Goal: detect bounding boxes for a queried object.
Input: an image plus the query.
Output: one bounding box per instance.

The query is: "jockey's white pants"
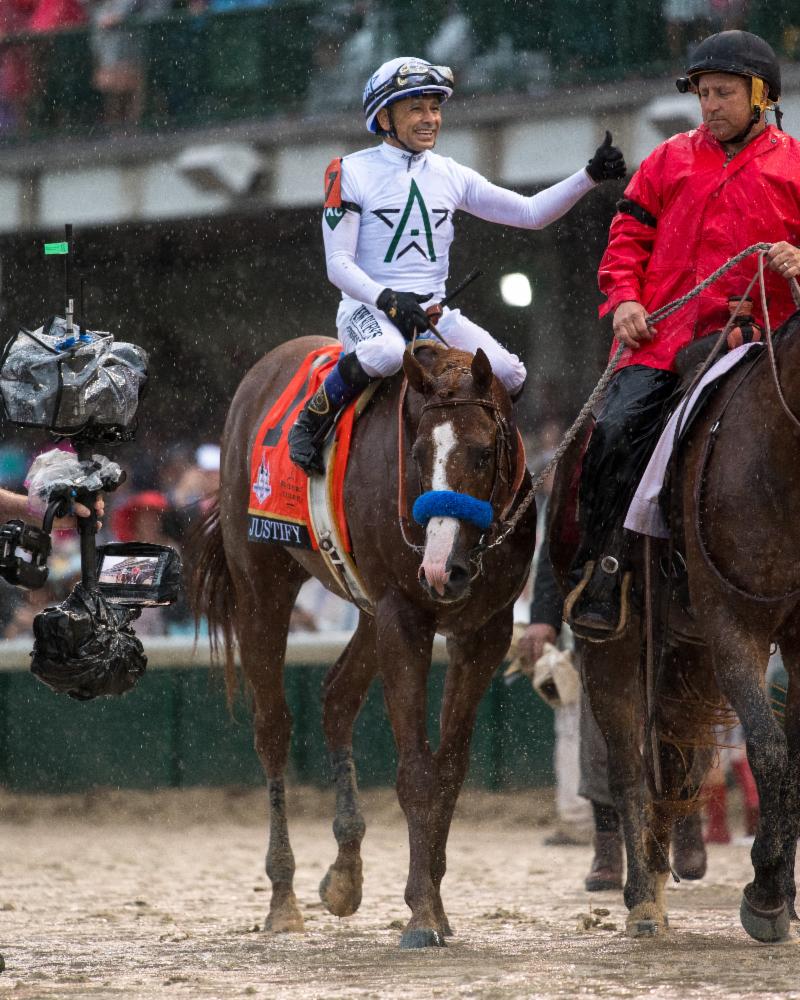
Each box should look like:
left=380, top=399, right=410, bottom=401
left=336, top=302, right=527, bottom=395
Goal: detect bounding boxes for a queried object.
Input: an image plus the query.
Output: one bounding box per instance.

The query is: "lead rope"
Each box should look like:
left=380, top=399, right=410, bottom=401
left=478, top=242, right=783, bottom=556
left=758, top=252, right=800, bottom=434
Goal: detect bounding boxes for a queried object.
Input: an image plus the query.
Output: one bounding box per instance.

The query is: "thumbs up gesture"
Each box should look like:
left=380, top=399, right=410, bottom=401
left=586, top=130, right=627, bottom=182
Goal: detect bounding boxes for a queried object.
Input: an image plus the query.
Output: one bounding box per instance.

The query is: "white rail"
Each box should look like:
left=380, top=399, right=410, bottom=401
left=0, top=632, right=450, bottom=672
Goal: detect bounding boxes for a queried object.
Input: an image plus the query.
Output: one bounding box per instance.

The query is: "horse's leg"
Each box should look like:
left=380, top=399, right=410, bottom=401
left=374, top=595, right=439, bottom=948
left=710, top=614, right=790, bottom=942
left=319, top=612, right=377, bottom=917
left=234, top=549, right=308, bottom=934
left=644, top=647, right=717, bottom=928
left=582, top=636, right=662, bottom=935
left=427, top=606, right=514, bottom=938
left=774, top=620, right=800, bottom=922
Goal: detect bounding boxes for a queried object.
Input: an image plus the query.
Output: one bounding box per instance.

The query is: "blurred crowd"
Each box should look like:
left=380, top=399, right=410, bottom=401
left=0, top=0, right=773, bottom=137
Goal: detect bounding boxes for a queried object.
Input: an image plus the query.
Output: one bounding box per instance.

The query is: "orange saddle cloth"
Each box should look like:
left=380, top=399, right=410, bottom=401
left=247, top=345, right=356, bottom=551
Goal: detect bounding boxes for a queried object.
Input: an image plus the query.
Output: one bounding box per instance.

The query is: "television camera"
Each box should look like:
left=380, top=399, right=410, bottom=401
left=0, top=227, right=181, bottom=700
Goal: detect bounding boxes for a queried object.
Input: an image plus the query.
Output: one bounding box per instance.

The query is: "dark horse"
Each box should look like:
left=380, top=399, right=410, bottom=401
left=551, top=316, right=800, bottom=942
left=190, top=335, right=536, bottom=947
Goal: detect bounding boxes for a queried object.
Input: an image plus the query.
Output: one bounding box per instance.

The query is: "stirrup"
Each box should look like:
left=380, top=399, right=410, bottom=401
left=563, top=560, right=632, bottom=643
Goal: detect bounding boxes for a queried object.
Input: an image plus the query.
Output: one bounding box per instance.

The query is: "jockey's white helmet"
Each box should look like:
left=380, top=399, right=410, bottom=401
left=363, top=57, right=454, bottom=134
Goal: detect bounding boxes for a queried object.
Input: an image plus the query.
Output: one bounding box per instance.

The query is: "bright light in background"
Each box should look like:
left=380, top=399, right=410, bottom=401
left=499, top=272, right=532, bottom=307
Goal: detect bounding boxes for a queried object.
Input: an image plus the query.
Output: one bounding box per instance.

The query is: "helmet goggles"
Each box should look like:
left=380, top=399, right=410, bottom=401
left=364, top=59, right=454, bottom=133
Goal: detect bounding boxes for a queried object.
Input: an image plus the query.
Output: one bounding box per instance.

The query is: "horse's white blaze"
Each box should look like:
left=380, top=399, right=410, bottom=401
left=422, top=422, right=460, bottom=596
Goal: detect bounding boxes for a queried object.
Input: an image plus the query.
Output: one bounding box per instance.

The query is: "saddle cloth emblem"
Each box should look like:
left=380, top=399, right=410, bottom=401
left=252, top=454, right=272, bottom=504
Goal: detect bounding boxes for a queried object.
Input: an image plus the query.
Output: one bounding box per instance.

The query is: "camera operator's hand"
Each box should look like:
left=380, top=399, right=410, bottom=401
left=54, top=496, right=104, bottom=531
left=0, top=488, right=31, bottom=523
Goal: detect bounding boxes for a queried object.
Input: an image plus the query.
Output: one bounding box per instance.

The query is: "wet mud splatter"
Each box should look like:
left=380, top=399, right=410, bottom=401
left=0, top=788, right=798, bottom=1000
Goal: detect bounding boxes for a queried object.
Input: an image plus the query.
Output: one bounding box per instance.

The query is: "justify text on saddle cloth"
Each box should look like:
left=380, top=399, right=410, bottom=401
left=625, top=342, right=760, bottom=539
left=323, top=141, right=597, bottom=390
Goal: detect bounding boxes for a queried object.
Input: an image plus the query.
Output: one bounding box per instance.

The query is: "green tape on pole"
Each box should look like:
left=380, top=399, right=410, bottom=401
left=44, top=242, right=69, bottom=255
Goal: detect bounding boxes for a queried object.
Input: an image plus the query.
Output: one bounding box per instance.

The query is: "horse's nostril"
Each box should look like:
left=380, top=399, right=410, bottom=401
left=448, top=564, right=469, bottom=586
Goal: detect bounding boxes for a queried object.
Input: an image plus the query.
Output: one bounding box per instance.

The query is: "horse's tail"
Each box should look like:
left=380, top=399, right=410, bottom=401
left=186, top=496, right=239, bottom=704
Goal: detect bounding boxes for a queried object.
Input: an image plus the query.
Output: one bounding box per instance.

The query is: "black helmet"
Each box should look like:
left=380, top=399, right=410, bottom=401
left=679, top=30, right=780, bottom=100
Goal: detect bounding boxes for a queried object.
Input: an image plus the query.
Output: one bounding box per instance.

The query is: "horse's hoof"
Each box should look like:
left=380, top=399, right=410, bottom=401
left=319, top=866, right=362, bottom=918
left=626, top=902, right=667, bottom=938
left=400, top=927, right=446, bottom=949
left=740, top=893, right=790, bottom=943
left=265, top=896, right=305, bottom=934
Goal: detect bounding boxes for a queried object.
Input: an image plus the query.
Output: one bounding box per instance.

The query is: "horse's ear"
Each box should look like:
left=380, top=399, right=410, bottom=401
left=403, top=349, right=434, bottom=395
left=471, top=348, right=493, bottom=396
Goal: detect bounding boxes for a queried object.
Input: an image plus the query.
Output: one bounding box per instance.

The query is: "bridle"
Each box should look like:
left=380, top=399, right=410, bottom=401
left=397, top=376, right=526, bottom=578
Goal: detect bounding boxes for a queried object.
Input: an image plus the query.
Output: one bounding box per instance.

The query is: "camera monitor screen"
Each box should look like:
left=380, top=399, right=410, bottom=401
left=96, top=542, right=181, bottom=606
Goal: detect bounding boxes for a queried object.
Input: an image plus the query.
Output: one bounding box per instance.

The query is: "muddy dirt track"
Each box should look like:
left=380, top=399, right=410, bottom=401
left=0, top=787, right=798, bottom=1000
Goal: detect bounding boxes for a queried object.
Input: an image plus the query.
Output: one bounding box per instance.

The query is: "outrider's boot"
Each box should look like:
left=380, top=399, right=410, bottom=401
left=672, top=813, right=707, bottom=881
left=564, top=520, right=633, bottom=640
left=288, top=353, right=373, bottom=475
left=585, top=830, right=623, bottom=892
left=567, top=556, right=625, bottom=636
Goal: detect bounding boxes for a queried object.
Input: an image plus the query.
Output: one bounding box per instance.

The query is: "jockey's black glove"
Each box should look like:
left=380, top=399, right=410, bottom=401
left=377, top=288, right=433, bottom=340
left=586, top=131, right=627, bottom=182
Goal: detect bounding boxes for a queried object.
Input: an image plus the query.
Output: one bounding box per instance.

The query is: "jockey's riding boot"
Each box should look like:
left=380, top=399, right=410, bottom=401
left=585, top=830, right=624, bottom=892
left=671, top=813, right=707, bottom=881
left=288, top=352, right=373, bottom=476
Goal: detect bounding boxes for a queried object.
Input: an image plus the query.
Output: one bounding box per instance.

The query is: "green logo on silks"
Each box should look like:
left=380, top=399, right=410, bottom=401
left=324, top=206, right=345, bottom=231
left=384, top=180, right=436, bottom=263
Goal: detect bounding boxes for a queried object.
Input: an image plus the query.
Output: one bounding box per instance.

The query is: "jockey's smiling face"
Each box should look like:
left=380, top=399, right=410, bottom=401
left=378, top=95, right=442, bottom=153
left=696, top=71, right=765, bottom=146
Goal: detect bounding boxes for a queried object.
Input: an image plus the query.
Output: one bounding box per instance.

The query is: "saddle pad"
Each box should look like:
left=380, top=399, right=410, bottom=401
left=247, top=344, right=355, bottom=551
left=625, top=342, right=760, bottom=539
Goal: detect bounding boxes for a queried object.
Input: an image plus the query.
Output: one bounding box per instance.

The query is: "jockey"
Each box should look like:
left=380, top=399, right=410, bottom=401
left=565, top=30, right=800, bottom=638
left=288, top=56, right=626, bottom=475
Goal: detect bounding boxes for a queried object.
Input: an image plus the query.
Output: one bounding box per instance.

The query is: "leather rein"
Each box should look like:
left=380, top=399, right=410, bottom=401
left=396, top=376, right=527, bottom=568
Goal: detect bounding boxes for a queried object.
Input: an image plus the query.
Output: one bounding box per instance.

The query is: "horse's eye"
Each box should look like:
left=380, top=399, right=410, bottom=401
left=475, top=447, right=493, bottom=468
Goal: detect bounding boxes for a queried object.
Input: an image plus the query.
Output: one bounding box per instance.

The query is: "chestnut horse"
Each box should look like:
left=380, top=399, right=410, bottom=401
left=190, top=335, right=535, bottom=948
left=551, top=314, right=800, bottom=942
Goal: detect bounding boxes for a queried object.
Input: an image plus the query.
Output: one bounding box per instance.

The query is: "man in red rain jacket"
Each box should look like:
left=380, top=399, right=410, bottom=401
left=567, top=30, right=800, bottom=639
